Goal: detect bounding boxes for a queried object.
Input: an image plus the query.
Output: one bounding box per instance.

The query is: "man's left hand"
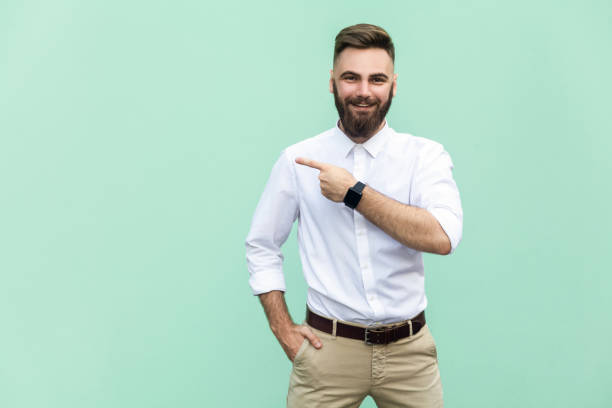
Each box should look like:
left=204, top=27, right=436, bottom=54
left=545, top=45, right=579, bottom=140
left=295, top=157, right=357, bottom=202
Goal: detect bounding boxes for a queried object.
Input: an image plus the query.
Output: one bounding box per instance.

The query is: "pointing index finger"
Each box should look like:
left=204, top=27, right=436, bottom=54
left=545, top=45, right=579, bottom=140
left=295, top=157, right=326, bottom=170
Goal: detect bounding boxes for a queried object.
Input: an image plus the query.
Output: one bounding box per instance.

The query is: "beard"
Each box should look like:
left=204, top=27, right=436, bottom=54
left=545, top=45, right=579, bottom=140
left=333, top=80, right=393, bottom=140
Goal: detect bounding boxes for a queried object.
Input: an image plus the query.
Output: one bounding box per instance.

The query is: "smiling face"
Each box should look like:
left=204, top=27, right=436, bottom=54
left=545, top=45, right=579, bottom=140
left=330, top=47, right=397, bottom=141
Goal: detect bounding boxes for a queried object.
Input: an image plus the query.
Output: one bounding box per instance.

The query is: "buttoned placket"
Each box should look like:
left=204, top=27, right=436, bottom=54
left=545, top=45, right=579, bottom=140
left=352, top=144, right=383, bottom=322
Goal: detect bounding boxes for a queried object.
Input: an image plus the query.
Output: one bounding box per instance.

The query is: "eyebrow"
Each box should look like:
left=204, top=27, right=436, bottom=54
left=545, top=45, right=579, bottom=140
left=340, top=71, right=389, bottom=80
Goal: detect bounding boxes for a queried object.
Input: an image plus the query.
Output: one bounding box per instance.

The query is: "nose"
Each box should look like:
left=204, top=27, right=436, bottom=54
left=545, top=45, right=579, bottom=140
left=356, top=79, right=372, bottom=99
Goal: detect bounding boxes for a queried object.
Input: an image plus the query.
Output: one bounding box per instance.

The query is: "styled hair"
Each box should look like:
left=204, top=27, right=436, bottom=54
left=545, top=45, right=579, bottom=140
left=334, top=24, right=395, bottom=64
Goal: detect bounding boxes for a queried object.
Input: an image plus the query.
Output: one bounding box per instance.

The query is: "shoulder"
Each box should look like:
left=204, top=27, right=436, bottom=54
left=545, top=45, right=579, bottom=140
left=387, top=129, right=446, bottom=159
left=282, top=127, right=336, bottom=159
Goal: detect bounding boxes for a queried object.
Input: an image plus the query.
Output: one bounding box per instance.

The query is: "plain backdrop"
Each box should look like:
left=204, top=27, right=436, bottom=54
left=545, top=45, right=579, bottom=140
left=1, top=1, right=611, bottom=407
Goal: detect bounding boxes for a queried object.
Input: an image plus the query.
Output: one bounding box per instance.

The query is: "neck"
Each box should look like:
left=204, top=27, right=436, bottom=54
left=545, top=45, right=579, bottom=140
left=338, top=119, right=387, bottom=144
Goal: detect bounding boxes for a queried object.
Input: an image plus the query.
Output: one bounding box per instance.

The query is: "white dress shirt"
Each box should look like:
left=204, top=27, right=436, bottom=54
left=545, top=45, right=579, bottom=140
left=245, top=121, right=463, bottom=326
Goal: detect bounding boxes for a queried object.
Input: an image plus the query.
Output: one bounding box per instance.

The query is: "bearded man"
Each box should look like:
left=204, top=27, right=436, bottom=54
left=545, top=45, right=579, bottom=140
left=245, top=23, right=463, bottom=408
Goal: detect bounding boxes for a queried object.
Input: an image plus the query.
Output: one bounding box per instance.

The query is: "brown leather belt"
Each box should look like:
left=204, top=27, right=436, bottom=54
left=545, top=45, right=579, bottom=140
left=306, top=308, right=426, bottom=345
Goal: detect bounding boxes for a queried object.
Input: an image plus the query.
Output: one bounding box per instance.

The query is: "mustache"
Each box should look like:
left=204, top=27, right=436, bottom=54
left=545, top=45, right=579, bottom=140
left=346, top=97, right=379, bottom=106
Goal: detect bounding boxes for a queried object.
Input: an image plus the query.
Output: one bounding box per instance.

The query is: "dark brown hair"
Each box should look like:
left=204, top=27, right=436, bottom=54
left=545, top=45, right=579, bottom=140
left=334, top=24, right=395, bottom=64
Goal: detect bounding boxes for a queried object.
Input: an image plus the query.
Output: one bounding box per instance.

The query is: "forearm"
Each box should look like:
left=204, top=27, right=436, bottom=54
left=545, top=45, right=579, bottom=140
left=356, top=185, right=451, bottom=255
left=258, top=290, right=295, bottom=337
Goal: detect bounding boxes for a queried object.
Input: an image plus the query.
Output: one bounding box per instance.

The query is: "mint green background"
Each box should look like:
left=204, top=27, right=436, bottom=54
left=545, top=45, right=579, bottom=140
left=1, top=1, right=611, bottom=407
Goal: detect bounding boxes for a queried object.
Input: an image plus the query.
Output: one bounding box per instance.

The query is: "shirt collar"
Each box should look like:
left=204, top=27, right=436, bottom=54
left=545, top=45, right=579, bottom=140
left=333, top=119, right=391, bottom=158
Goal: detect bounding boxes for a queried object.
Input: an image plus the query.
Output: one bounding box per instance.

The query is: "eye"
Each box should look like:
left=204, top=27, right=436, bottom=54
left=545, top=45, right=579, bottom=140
left=371, top=77, right=386, bottom=83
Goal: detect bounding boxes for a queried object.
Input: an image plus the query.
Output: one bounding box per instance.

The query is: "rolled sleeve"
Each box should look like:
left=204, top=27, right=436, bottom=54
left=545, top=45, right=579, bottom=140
left=245, top=150, right=299, bottom=294
left=412, top=143, right=463, bottom=254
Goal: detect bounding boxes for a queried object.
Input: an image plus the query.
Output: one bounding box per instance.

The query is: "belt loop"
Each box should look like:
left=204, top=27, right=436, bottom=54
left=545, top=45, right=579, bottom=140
left=408, top=319, right=413, bottom=337
left=332, top=319, right=338, bottom=338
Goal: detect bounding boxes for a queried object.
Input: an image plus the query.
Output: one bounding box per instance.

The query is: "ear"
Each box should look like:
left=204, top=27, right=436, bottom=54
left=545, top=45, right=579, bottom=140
left=329, top=69, right=334, bottom=94
left=392, top=73, right=398, bottom=97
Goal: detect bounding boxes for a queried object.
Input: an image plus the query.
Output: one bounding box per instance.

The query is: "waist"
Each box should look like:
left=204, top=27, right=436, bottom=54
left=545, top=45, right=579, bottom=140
left=306, top=306, right=426, bottom=345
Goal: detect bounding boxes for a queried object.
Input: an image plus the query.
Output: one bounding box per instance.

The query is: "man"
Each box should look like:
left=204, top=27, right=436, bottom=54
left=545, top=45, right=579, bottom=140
left=245, top=23, right=463, bottom=407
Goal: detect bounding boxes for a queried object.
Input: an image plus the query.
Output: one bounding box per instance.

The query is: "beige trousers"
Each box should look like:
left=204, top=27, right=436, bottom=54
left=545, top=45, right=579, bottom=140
left=287, top=319, right=443, bottom=408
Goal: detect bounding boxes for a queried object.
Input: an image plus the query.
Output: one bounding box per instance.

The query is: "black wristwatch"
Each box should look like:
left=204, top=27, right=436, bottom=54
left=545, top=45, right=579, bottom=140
left=343, top=181, right=366, bottom=209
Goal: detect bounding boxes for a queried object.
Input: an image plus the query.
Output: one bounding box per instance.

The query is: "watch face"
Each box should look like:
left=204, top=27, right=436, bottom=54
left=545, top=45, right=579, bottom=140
left=344, top=188, right=361, bottom=208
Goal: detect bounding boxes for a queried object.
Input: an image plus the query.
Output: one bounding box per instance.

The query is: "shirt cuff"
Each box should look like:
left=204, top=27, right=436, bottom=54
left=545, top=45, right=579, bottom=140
left=427, top=206, right=463, bottom=254
left=249, top=269, right=287, bottom=295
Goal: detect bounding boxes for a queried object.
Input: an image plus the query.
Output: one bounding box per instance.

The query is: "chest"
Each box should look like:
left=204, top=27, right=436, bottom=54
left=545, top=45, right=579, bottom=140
left=296, top=150, right=419, bottom=209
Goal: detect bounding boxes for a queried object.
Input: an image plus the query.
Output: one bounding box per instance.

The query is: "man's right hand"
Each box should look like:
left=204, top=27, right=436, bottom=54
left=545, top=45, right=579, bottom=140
left=257, top=290, right=323, bottom=362
left=278, top=323, right=323, bottom=362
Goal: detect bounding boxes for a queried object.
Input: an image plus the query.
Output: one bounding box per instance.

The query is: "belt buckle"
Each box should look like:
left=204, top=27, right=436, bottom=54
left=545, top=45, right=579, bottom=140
left=364, top=325, right=385, bottom=345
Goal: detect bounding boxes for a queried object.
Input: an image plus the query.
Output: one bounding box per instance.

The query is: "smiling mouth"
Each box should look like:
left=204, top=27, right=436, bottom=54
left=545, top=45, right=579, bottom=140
left=351, top=103, right=375, bottom=109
